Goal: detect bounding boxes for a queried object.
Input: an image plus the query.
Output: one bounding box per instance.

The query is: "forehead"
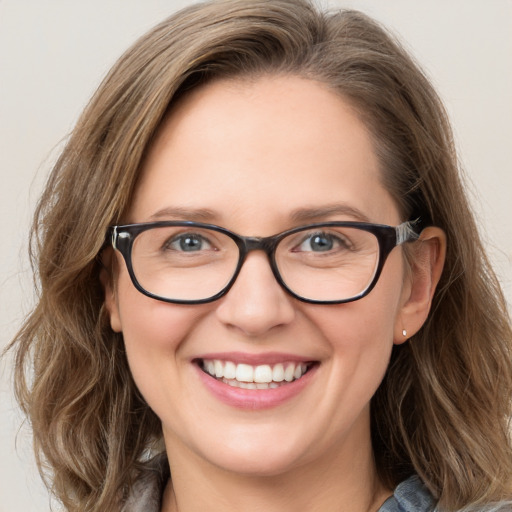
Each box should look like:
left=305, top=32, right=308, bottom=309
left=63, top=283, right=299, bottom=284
left=130, top=75, right=400, bottom=230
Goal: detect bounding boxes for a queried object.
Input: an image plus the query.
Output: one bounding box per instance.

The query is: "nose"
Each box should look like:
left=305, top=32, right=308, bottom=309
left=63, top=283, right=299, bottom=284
left=215, top=252, right=296, bottom=337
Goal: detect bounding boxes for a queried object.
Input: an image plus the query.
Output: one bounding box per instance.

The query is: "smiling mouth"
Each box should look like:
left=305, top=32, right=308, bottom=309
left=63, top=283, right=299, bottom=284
left=197, top=359, right=315, bottom=390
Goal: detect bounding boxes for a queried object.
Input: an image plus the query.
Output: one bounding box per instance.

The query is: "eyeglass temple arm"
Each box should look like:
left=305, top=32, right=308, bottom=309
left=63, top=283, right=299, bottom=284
left=396, top=219, right=422, bottom=245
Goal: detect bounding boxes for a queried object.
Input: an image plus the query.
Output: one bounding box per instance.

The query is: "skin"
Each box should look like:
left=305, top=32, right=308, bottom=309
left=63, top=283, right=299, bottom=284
left=104, top=75, right=445, bottom=512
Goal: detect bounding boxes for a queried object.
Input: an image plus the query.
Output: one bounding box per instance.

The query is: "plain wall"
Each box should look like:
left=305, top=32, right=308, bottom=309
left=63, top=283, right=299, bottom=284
left=1, top=1, right=511, bottom=510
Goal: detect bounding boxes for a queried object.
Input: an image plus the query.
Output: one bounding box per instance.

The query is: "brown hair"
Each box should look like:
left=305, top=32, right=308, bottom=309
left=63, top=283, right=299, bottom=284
left=9, top=1, right=512, bottom=510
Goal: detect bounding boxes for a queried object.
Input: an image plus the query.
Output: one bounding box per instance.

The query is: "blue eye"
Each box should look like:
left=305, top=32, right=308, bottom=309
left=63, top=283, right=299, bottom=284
left=308, top=234, right=334, bottom=251
left=167, top=233, right=212, bottom=252
left=296, top=232, right=349, bottom=252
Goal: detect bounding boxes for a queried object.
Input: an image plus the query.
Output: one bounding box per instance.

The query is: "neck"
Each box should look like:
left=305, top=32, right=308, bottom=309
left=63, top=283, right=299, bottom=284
left=161, top=426, right=391, bottom=512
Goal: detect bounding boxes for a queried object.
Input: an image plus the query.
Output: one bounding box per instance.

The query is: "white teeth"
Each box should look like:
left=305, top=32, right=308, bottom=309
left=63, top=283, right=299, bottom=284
left=202, top=359, right=310, bottom=387
left=254, top=365, right=272, bottom=383
left=284, top=364, right=295, bottom=382
left=272, top=363, right=285, bottom=382
left=221, top=378, right=286, bottom=390
left=235, top=364, right=254, bottom=382
left=205, top=360, right=215, bottom=375
left=214, top=360, right=224, bottom=378
left=224, top=361, right=236, bottom=380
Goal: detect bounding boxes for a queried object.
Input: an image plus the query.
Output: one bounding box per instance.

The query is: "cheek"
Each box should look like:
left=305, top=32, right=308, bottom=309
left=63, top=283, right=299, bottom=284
left=312, top=298, right=396, bottom=377
left=113, top=268, right=205, bottom=405
left=312, top=276, right=402, bottom=352
left=308, top=258, right=405, bottom=397
left=116, top=274, right=184, bottom=348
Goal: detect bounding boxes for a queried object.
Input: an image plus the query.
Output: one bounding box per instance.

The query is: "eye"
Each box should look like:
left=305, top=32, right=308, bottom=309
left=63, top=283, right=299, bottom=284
left=165, top=233, right=213, bottom=252
left=295, top=231, right=350, bottom=252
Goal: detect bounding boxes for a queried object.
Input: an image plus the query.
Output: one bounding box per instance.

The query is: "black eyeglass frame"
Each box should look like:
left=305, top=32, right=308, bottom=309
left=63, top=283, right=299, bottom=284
left=107, top=220, right=421, bottom=305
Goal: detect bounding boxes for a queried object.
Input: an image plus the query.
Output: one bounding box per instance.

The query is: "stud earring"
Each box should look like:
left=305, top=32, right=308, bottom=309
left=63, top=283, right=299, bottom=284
left=402, top=329, right=407, bottom=337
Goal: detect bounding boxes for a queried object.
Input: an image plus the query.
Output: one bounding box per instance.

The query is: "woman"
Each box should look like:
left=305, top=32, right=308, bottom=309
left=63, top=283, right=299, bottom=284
left=10, top=0, right=512, bottom=511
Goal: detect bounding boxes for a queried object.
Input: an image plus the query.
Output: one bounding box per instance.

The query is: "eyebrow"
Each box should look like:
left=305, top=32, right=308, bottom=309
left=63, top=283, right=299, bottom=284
left=147, top=207, right=219, bottom=222
left=289, top=204, right=371, bottom=223
left=146, top=203, right=371, bottom=224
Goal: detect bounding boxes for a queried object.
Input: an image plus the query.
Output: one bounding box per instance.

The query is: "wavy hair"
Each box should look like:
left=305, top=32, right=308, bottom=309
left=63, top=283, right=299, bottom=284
left=9, top=0, right=512, bottom=510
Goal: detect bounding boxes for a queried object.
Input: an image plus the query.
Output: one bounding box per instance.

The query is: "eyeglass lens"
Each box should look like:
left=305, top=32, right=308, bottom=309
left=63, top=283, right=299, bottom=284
left=129, top=225, right=380, bottom=302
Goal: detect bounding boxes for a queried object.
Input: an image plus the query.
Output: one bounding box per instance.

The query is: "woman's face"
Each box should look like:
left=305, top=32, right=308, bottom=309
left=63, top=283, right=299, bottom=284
left=106, top=76, right=415, bottom=477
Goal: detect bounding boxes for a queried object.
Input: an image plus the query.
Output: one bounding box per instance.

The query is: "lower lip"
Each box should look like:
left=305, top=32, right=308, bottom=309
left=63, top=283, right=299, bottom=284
left=195, top=364, right=318, bottom=410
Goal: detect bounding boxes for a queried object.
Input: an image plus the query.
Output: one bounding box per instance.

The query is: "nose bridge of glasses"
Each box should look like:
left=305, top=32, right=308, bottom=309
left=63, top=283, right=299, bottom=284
left=241, top=236, right=277, bottom=258
left=233, top=235, right=284, bottom=294
left=236, top=235, right=279, bottom=278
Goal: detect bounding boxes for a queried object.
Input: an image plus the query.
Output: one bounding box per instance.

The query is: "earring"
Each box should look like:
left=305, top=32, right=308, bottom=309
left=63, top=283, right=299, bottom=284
left=402, top=329, right=407, bottom=337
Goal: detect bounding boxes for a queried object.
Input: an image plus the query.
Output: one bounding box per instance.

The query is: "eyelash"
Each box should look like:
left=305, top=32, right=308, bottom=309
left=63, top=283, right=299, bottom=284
left=164, top=233, right=214, bottom=252
left=294, top=231, right=352, bottom=252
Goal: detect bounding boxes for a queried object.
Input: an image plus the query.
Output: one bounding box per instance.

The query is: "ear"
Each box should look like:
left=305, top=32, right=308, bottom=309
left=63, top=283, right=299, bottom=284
left=99, top=249, right=123, bottom=333
left=394, top=227, right=446, bottom=344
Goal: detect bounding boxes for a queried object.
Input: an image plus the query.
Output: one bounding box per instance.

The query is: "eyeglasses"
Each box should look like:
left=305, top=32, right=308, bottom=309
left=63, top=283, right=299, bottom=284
left=107, top=220, right=420, bottom=305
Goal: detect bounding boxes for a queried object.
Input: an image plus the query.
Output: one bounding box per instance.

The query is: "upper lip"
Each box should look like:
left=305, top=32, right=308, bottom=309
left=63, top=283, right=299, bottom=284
left=193, top=351, right=316, bottom=365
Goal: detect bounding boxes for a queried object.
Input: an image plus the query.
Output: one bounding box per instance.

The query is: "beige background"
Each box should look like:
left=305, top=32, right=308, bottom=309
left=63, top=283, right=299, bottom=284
left=1, top=1, right=511, bottom=510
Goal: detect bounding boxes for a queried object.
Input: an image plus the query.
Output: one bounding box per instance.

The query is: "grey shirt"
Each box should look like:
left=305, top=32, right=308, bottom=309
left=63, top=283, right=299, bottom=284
left=379, top=475, right=435, bottom=511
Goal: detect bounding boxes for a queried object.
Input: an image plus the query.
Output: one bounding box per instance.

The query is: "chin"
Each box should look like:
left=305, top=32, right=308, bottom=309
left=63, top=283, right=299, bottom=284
left=205, top=446, right=308, bottom=477
left=178, top=424, right=315, bottom=477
